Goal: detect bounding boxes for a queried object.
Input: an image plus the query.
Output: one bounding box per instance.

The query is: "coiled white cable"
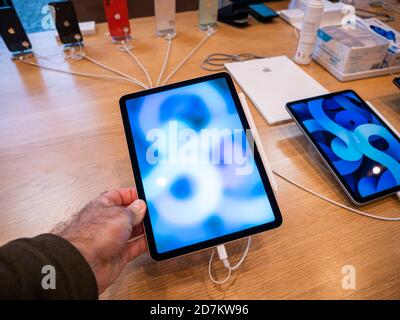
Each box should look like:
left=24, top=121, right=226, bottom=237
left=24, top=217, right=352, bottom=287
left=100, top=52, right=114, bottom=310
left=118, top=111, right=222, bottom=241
left=156, top=35, right=173, bottom=87
left=208, top=237, right=252, bottom=284
left=162, top=28, right=215, bottom=86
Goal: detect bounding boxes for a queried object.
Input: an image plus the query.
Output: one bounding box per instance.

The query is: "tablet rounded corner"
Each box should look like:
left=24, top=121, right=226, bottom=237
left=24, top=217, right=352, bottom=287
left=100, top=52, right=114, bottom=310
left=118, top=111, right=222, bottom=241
left=148, top=249, right=164, bottom=262
left=275, top=214, right=283, bottom=228
left=119, top=95, right=128, bottom=109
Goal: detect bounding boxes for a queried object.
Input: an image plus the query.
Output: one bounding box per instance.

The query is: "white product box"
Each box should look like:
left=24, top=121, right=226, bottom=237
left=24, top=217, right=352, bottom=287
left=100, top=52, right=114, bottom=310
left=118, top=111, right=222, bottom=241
left=279, top=0, right=344, bottom=29
left=78, top=21, right=96, bottom=36
left=313, top=25, right=389, bottom=74
left=358, top=18, right=400, bottom=68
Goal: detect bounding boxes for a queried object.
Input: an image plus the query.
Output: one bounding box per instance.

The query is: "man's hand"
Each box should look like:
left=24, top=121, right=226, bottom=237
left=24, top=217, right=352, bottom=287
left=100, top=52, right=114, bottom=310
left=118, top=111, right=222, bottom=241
left=52, top=188, right=147, bottom=294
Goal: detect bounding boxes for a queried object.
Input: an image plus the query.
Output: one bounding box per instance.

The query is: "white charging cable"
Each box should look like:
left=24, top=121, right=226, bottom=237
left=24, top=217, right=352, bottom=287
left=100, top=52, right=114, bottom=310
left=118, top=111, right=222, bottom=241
left=156, top=34, right=173, bottom=87
left=18, top=46, right=149, bottom=89
left=119, top=41, right=153, bottom=88
left=208, top=237, right=252, bottom=284
left=18, top=58, right=147, bottom=86
left=78, top=52, right=149, bottom=89
left=161, top=27, right=215, bottom=86
left=273, top=169, right=400, bottom=221
left=20, top=27, right=214, bottom=89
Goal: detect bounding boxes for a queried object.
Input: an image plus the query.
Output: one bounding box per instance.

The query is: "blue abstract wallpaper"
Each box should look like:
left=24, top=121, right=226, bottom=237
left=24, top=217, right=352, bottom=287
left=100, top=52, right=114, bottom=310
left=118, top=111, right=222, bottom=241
left=126, top=78, right=275, bottom=253
left=291, top=91, right=400, bottom=199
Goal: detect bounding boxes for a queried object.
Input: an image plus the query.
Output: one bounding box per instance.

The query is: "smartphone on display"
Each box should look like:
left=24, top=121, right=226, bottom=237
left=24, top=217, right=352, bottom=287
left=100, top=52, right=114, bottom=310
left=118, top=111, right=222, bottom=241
left=248, top=3, right=278, bottom=22
left=393, top=77, right=400, bottom=89
left=48, top=1, right=83, bottom=45
left=103, top=0, right=131, bottom=41
left=0, top=6, right=32, bottom=53
left=199, top=0, right=218, bottom=30
left=154, top=0, right=176, bottom=38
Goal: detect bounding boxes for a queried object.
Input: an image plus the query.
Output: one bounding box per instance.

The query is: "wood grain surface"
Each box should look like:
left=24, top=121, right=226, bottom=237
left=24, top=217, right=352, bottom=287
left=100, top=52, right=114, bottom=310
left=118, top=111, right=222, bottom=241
left=0, top=1, right=399, bottom=299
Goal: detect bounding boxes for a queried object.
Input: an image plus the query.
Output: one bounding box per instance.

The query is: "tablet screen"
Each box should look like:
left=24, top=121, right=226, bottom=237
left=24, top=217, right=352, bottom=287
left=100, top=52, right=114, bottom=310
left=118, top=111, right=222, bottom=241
left=123, top=76, right=279, bottom=256
left=287, top=90, right=400, bottom=202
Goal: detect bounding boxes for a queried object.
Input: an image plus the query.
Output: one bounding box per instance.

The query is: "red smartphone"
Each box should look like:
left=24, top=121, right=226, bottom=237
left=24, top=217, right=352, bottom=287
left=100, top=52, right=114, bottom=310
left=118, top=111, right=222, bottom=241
left=103, top=0, right=131, bottom=40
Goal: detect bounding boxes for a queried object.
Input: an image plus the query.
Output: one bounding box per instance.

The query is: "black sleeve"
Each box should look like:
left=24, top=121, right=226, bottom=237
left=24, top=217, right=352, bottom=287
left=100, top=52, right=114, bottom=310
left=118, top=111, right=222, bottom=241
left=0, top=234, right=98, bottom=300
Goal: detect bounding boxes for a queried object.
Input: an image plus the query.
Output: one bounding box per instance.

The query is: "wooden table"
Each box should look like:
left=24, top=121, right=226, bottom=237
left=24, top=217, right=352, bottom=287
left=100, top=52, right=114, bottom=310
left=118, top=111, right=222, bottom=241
left=1, top=1, right=399, bottom=299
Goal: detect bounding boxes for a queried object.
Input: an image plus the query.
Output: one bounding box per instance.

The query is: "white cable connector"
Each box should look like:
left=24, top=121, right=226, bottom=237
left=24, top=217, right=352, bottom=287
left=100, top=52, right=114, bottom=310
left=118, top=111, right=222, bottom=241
left=216, top=244, right=230, bottom=269
left=208, top=237, right=252, bottom=284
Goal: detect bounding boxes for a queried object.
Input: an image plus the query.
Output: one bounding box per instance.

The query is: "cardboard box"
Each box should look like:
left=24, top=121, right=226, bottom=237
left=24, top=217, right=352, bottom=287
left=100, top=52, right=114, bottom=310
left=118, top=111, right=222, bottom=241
left=313, top=25, right=389, bottom=74
left=358, top=18, right=400, bottom=68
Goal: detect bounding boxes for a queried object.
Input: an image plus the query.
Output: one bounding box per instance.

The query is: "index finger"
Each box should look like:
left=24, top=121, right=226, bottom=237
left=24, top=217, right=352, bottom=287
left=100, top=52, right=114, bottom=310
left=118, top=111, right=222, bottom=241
left=99, top=188, right=138, bottom=206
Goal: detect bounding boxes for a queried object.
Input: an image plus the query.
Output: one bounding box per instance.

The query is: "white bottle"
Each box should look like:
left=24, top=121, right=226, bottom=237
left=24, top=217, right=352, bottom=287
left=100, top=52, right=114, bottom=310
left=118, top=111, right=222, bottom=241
left=199, top=0, right=218, bottom=30
left=154, top=0, right=177, bottom=38
left=294, top=0, right=324, bottom=65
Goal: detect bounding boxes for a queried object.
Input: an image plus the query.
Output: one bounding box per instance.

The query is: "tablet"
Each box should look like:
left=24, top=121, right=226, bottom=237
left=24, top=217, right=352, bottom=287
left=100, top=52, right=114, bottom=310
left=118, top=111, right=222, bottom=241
left=120, top=73, right=282, bottom=261
left=286, top=90, right=400, bottom=205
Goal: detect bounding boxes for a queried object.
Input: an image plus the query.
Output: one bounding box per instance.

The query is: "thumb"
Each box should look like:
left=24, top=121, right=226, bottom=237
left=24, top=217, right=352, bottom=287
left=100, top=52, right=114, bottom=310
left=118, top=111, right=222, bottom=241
left=123, top=236, right=147, bottom=263
left=127, top=199, right=147, bottom=226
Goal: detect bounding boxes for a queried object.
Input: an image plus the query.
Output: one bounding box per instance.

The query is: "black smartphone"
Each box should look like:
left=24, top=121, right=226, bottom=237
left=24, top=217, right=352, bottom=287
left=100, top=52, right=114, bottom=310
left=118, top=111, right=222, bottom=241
left=393, top=77, right=400, bottom=89
left=48, top=1, right=83, bottom=45
left=0, top=5, right=32, bottom=53
left=248, top=3, right=278, bottom=22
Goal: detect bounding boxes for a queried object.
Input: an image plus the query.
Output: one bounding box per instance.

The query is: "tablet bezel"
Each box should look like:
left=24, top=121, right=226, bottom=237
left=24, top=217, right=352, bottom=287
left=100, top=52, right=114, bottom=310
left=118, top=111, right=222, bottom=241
left=286, top=89, right=400, bottom=205
left=120, top=72, right=282, bottom=261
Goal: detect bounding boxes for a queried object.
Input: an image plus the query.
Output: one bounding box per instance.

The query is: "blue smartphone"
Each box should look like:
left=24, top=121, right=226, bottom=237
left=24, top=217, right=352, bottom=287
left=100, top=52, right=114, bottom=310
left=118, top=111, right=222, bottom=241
left=248, top=3, right=278, bottom=22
